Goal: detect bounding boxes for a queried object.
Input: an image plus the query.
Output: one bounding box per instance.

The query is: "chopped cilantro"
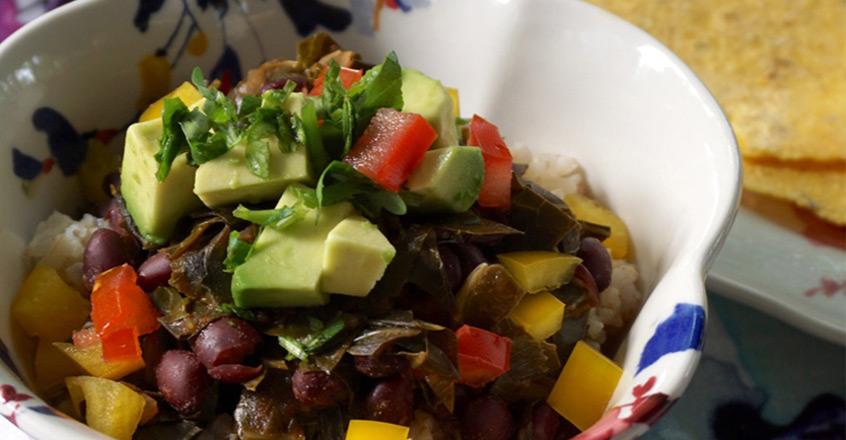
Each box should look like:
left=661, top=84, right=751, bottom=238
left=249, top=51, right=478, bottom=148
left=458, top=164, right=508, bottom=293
left=223, top=230, right=253, bottom=273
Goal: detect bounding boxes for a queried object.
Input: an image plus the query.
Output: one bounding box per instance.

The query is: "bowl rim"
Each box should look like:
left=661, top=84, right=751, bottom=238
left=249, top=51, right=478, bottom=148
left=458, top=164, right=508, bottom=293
left=0, top=0, right=742, bottom=438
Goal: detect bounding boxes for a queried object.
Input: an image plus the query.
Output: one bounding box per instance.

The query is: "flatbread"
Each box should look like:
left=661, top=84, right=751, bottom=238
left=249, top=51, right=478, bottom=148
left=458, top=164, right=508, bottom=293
left=589, top=0, right=846, bottom=161
left=742, top=158, right=846, bottom=225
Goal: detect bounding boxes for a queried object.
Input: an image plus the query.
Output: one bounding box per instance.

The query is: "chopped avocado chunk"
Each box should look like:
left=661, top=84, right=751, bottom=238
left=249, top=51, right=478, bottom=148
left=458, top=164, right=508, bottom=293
left=193, top=138, right=312, bottom=208
left=231, top=184, right=355, bottom=308
left=120, top=119, right=203, bottom=245
left=403, top=146, right=484, bottom=213
left=401, top=68, right=459, bottom=148
left=193, top=93, right=311, bottom=208
left=321, top=216, right=395, bottom=296
left=497, top=251, right=582, bottom=293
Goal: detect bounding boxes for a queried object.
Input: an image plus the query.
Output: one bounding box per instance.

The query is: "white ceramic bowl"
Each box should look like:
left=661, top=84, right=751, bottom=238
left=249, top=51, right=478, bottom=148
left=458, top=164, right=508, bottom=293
left=0, top=0, right=740, bottom=438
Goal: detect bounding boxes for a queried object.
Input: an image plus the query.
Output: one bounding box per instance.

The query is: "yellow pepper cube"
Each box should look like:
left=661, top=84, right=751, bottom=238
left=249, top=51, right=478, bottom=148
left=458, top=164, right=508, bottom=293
left=446, top=87, right=460, bottom=118
left=34, top=338, right=84, bottom=398
left=54, top=342, right=145, bottom=380
left=547, top=341, right=623, bottom=431
left=509, top=291, right=566, bottom=341
left=563, top=193, right=630, bottom=259
left=497, top=251, right=581, bottom=293
left=65, top=376, right=146, bottom=440
left=138, top=81, right=203, bottom=122
left=345, top=420, right=410, bottom=440
left=12, top=265, right=90, bottom=342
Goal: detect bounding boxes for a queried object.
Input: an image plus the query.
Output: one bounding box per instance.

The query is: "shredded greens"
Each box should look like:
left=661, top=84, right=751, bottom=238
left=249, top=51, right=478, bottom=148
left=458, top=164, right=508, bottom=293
left=155, top=69, right=303, bottom=181
left=277, top=315, right=347, bottom=362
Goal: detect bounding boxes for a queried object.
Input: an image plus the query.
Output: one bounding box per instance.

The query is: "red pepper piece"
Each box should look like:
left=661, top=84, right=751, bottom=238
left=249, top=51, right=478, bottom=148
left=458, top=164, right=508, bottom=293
left=91, top=264, right=161, bottom=362
left=467, top=115, right=513, bottom=210
left=456, top=324, right=512, bottom=388
left=309, top=66, right=363, bottom=96
left=344, top=107, right=437, bottom=192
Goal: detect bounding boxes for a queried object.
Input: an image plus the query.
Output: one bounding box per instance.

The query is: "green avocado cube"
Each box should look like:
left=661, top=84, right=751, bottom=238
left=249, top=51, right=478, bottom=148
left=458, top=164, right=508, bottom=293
left=321, top=216, right=396, bottom=297
left=231, top=184, right=354, bottom=308
left=193, top=93, right=311, bottom=208
left=401, top=68, right=459, bottom=148
left=120, top=119, right=203, bottom=245
left=403, top=146, right=485, bottom=213
left=193, top=139, right=312, bottom=208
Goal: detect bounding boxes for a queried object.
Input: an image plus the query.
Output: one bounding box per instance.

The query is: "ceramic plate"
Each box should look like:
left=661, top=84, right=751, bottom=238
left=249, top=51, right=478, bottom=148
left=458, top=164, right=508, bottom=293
left=708, top=193, right=846, bottom=345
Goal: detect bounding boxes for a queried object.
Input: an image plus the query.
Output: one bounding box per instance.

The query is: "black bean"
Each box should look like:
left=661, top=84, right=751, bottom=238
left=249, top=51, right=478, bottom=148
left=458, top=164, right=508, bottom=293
left=460, top=395, right=514, bottom=440
left=137, top=252, right=172, bottom=291
left=450, top=243, right=488, bottom=281
left=192, top=317, right=262, bottom=369
left=577, top=237, right=613, bottom=292
left=83, top=228, right=130, bottom=290
left=438, top=245, right=462, bottom=292
left=353, top=352, right=408, bottom=378
left=533, top=402, right=561, bottom=440
left=574, top=264, right=600, bottom=307
left=156, top=350, right=211, bottom=414
left=208, top=364, right=264, bottom=383
left=366, top=374, right=413, bottom=426
left=291, top=368, right=348, bottom=408
left=259, top=76, right=309, bottom=94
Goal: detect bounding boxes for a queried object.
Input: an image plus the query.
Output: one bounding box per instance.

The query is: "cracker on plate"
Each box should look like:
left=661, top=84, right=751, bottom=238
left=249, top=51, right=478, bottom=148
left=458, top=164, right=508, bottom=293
left=589, top=0, right=845, bottom=161
left=742, top=159, right=846, bottom=226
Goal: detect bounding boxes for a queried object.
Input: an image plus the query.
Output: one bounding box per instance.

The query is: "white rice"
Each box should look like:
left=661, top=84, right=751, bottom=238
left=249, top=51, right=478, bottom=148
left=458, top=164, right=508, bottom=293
left=516, top=147, right=643, bottom=349
left=511, top=144, right=588, bottom=200
left=24, top=211, right=108, bottom=291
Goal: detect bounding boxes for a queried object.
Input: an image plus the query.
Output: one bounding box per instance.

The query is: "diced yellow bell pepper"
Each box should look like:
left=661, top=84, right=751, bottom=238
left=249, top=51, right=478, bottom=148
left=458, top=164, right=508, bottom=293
left=497, top=251, right=582, bottom=293
left=65, top=376, right=146, bottom=440
left=345, top=420, right=410, bottom=440
left=54, top=342, right=144, bottom=380
left=563, top=193, right=630, bottom=259
left=138, top=81, right=203, bottom=122
left=509, top=291, right=566, bottom=341
left=12, top=265, right=90, bottom=343
left=446, top=87, right=460, bottom=118
left=547, top=341, right=623, bottom=431
left=34, top=338, right=84, bottom=398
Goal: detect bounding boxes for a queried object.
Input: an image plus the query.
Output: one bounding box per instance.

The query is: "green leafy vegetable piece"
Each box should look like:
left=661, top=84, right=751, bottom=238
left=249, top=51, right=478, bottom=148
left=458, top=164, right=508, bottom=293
left=295, top=32, right=339, bottom=68
left=219, top=302, right=258, bottom=321
left=223, top=230, right=252, bottom=273
left=501, top=177, right=582, bottom=252
left=155, top=98, right=191, bottom=181
left=300, top=100, right=328, bottom=174
left=232, top=203, right=307, bottom=231
left=316, top=161, right=406, bottom=217
left=277, top=315, right=347, bottom=361
left=347, top=51, right=404, bottom=137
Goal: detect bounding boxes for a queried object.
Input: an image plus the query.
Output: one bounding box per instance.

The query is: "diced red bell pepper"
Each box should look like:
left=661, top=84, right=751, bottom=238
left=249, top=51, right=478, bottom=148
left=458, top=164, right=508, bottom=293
left=456, top=324, right=512, bottom=388
left=309, top=65, right=363, bottom=96
left=467, top=115, right=513, bottom=210
left=343, top=107, right=437, bottom=192
left=91, top=264, right=161, bottom=362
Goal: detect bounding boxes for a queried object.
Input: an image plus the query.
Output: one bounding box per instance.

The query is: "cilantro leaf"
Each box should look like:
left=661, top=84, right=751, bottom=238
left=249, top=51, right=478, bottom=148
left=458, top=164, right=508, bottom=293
left=348, top=51, right=403, bottom=137
left=233, top=203, right=306, bottom=231
left=223, top=230, right=253, bottom=273
left=155, top=97, right=191, bottom=181
left=316, top=161, right=407, bottom=217
left=300, top=100, right=328, bottom=174
left=277, top=314, right=346, bottom=361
